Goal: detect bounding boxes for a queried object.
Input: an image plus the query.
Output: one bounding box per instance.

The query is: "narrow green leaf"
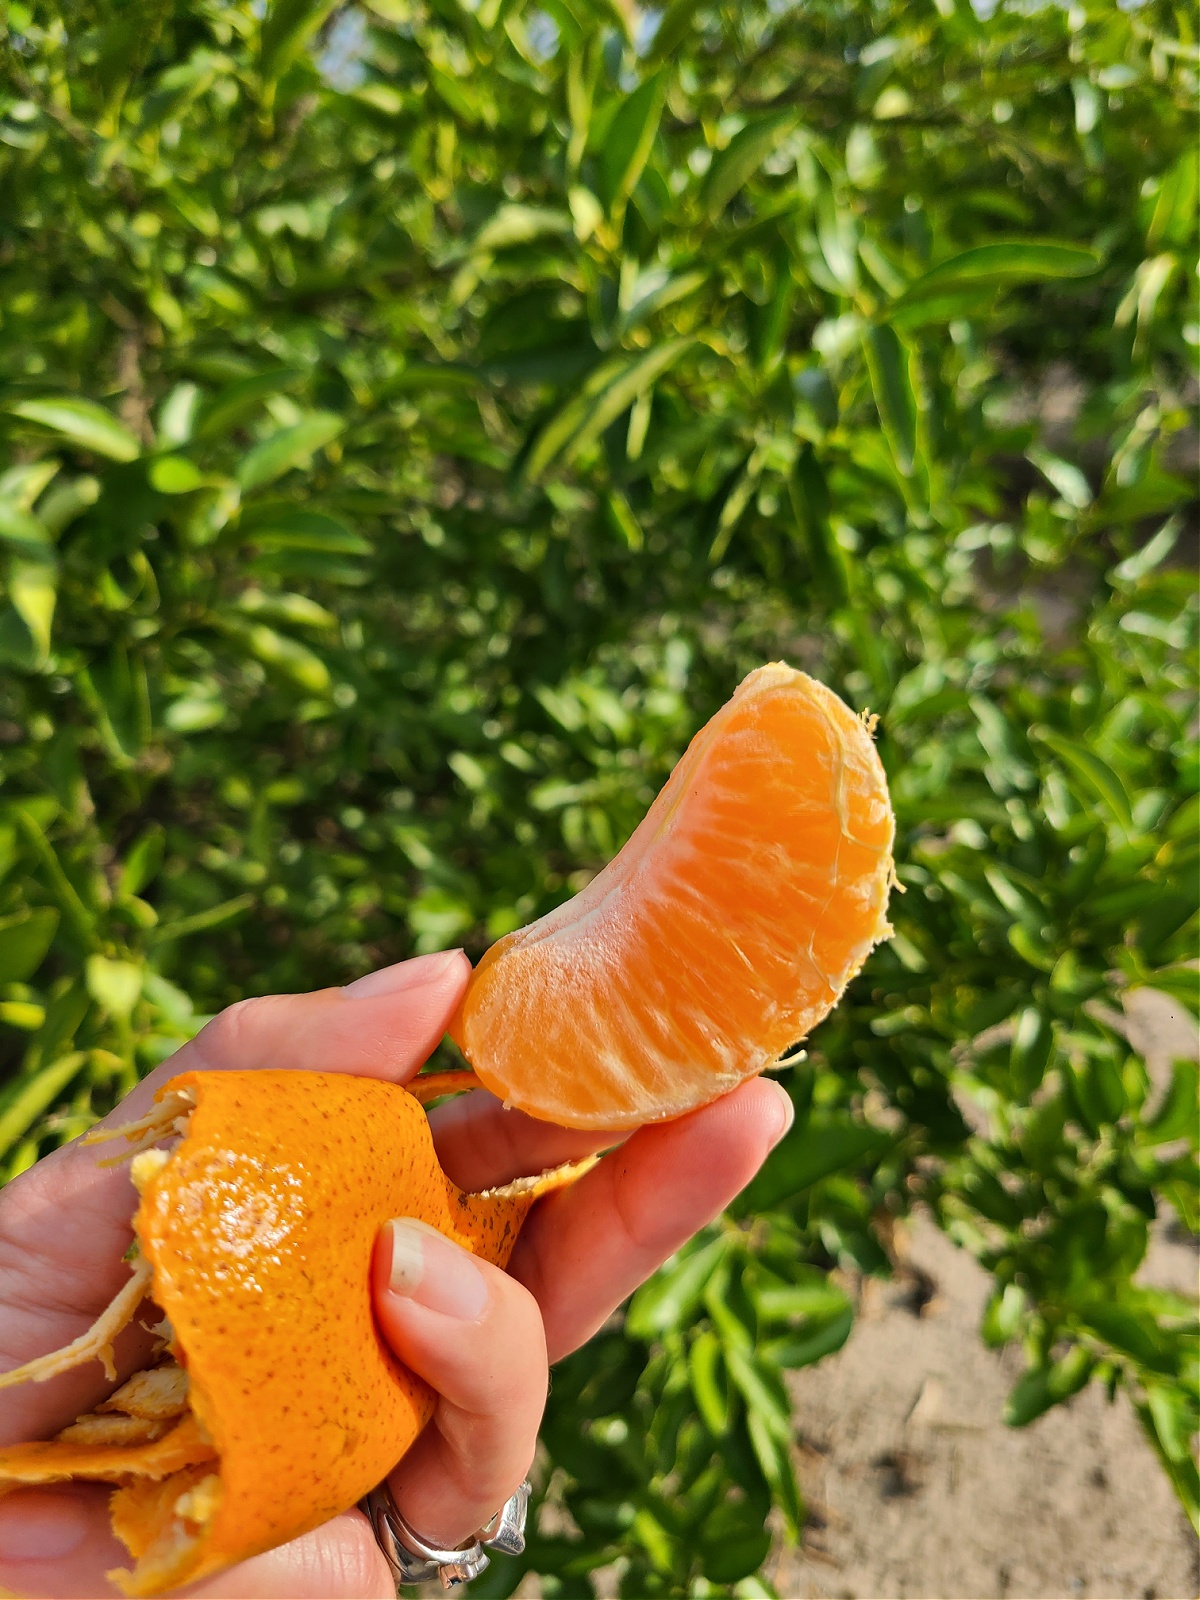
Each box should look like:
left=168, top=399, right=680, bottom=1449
left=12, top=810, right=97, bottom=950
left=525, top=340, right=693, bottom=482
left=565, top=339, right=693, bottom=465
left=0, top=1053, right=88, bottom=1161
left=9, top=561, right=56, bottom=663
left=473, top=205, right=573, bottom=254
left=862, top=324, right=917, bottom=476
left=225, top=619, right=331, bottom=691
left=260, top=0, right=337, bottom=83
left=195, top=368, right=306, bottom=441
left=599, top=74, right=667, bottom=213
left=7, top=398, right=140, bottom=462
left=0, top=502, right=54, bottom=557
left=0, top=907, right=59, bottom=983
left=1005, top=1344, right=1093, bottom=1426
left=1142, top=1058, right=1200, bottom=1145
left=1028, top=447, right=1091, bottom=509
left=148, top=894, right=256, bottom=946
left=688, top=1329, right=733, bottom=1436
left=1110, top=516, right=1181, bottom=586
left=1034, top=729, right=1135, bottom=834
left=703, top=112, right=797, bottom=219
left=888, top=241, right=1100, bottom=314
left=625, top=1236, right=729, bottom=1339
left=237, top=414, right=344, bottom=491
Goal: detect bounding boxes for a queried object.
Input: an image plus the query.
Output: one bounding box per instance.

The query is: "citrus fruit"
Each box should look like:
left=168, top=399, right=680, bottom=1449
left=450, top=662, right=895, bottom=1129
left=0, top=1069, right=589, bottom=1596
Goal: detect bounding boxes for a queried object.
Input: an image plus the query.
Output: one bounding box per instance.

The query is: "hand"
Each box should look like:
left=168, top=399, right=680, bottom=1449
left=0, top=952, right=792, bottom=1597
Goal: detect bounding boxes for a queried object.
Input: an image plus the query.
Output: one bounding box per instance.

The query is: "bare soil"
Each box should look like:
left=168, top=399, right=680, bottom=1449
left=772, top=989, right=1200, bottom=1600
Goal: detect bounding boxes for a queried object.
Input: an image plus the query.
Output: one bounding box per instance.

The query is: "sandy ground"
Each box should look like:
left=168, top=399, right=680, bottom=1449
left=773, top=989, right=1199, bottom=1600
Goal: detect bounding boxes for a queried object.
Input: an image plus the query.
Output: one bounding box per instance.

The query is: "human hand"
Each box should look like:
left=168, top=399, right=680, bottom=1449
left=0, top=951, right=793, bottom=1597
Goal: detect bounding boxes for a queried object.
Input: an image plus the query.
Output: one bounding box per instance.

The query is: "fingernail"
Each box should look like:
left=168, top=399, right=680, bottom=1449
left=384, top=1218, right=489, bottom=1320
left=344, top=950, right=466, bottom=998
left=0, top=1490, right=88, bottom=1559
left=767, top=1080, right=796, bottom=1146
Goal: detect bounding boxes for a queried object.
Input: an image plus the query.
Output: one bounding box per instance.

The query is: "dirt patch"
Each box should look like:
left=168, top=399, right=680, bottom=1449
left=772, top=989, right=1199, bottom=1600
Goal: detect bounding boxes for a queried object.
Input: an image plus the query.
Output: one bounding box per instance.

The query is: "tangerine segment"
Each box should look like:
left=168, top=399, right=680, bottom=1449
left=451, top=663, right=895, bottom=1129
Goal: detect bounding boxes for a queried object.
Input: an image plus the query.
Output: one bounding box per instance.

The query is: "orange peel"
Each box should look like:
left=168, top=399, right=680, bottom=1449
left=0, top=1070, right=592, bottom=1595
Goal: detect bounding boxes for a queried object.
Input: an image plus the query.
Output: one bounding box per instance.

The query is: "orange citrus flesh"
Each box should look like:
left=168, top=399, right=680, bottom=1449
left=450, top=662, right=895, bottom=1129
left=0, top=1070, right=593, bottom=1596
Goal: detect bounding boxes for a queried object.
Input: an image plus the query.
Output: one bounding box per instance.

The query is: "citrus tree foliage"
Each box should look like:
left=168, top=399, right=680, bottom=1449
left=1, top=0, right=1197, bottom=1590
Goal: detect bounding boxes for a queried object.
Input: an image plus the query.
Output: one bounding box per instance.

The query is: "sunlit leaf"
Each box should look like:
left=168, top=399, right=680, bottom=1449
left=8, top=398, right=140, bottom=462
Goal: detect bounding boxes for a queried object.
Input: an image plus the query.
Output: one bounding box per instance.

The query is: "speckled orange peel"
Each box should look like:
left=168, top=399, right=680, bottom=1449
left=0, top=1069, right=595, bottom=1596
left=451, top=662, right=896, bottom=1130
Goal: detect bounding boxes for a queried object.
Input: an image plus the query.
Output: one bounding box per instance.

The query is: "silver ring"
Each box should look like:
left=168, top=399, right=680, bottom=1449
left=361, top=1478, right=530, bottom=1591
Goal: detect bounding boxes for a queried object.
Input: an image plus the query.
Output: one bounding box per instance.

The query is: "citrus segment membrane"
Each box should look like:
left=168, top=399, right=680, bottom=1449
left=451, top=663, right=895, bottom=1129
left=0, top=1071, right=591, bottom=1596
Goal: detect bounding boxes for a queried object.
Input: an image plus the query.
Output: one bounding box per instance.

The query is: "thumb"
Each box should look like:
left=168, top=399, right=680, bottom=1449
left=371, top=1219, right=548, bottom=1549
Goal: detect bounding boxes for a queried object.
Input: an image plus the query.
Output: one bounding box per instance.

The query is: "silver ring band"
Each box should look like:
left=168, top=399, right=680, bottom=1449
left=362, top=1479, right=530, bottom=1591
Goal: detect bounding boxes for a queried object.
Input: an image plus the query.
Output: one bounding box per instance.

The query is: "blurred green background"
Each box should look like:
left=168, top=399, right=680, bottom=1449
left=0, top=0, right=1196, bottom=1592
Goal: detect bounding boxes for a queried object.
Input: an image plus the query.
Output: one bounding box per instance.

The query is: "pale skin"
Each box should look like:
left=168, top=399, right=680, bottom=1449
left=0, top=949, right=793, bottom=1598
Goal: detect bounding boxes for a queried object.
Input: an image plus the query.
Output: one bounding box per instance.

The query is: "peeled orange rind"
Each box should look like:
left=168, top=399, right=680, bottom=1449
left=0, top=1070, right=593, bottom=1596
left=451, top=662, right=895, bottom=1129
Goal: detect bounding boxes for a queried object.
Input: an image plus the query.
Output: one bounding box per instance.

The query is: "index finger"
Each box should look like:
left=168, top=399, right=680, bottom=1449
left=508, top=1077, right=794, bottom=1362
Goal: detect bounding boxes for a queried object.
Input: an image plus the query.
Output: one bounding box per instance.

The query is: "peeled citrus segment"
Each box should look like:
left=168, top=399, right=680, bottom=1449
left=450, top=663, right=895, bottom=1129
left=0, top=1413, right=215, bottom=1495
left=99, top=1361, right=190, bottom=1420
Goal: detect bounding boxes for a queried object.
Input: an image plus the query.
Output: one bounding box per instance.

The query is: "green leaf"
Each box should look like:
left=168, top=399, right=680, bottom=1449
left=625, top=1236, right=729, bottom=1340
left=1028, top=448, right=1091, bottom=509
left=195, top=368, right=306, bottom=441
left=862, top=324, right=918, bottom=476
left=0, top=907, right=59, bottom=983
left=644, top=0, right=704, bottom=64
left=0, top=1053, right=89, bottom=1161
left=1005, top=1344, right=1093, bottom=1426
left=149, top=455, right=206, bottom=494
left=260, top=0, right=338, bottom=83
left=1110, top=516, right=1181, bottom=586
left=740, top=1113, right=893, bottom=1210
left=12, top=809, right=98, bottom=950
left=887, top=241, right=1100, bottom=315
left=241, top=508, right=370, bottom=555
left=7, top=398, right=141, bottom=462
left=1142, top=1059, right=1200, bottom=1145
left=703, top=112, right=797, bottom=219
left=237, top=413, right=345, bottom=491
left=598, top=74, right=667, bottom=213
left=119, top=825, right=166, bottom=898
left=744, top=1404, right=804, bottom=1538
left=524, top=339, right=693, bottom=481
left=85, top=954, right=143, bottom=1021
left=148, top=894, right=256, bottom=946
left=0, top=501, right=54, bottom=557
left=9, top=561, right=56, bottom=663
left=1010, top=1007, right=1054, bottom=1097
left=1034, top=730, right=1135, bottom=834
left=688, top=1329, right=733, bottom=1436
left=764, top=1305, right=854, bottom=1369
left=226, top=619, right=331, bottom=691
left=473, top=205, right=573, bottom=253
